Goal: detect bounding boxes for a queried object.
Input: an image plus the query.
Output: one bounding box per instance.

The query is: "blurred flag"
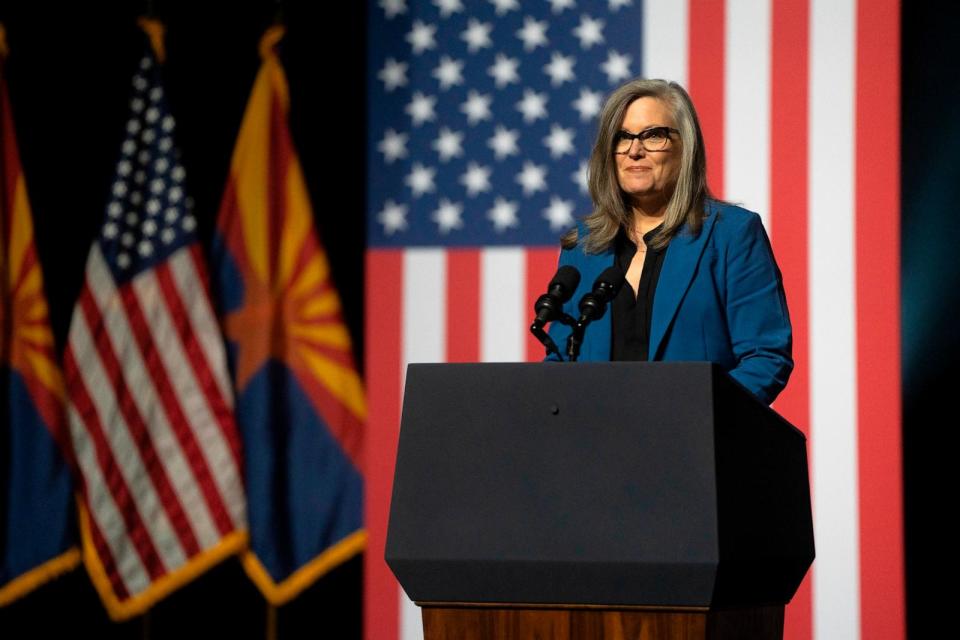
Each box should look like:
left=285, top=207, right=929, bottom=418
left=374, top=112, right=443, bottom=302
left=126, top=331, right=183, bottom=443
left=211, top=26, right=364, bottom=605
left=0, top=22, right=80, bottom=606
left=61, top=20, right=246, bottom=619
left=364, top=2, right=902, bottom=640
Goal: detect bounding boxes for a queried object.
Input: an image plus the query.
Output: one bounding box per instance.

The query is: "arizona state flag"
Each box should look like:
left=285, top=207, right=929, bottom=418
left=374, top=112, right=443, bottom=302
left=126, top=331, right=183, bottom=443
left=0, top=24, right=80, bottom=605
left=212, top=26, right=365, bottom=604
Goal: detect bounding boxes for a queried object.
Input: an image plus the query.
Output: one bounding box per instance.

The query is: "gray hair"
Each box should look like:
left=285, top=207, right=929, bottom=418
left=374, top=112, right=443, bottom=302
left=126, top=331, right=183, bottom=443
left=563, top=78, right=712, bottom=252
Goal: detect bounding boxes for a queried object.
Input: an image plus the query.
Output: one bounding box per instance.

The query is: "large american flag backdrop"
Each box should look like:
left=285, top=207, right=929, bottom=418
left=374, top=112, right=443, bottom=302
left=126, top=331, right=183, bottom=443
left=365, top=2, right=902, bottom=640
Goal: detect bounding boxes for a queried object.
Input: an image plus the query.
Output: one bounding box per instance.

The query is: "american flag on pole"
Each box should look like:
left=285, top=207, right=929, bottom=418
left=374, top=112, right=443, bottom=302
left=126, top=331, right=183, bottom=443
left=62, top=20, right=246, bottom=619
left=365, top=1, right=902, bottom=640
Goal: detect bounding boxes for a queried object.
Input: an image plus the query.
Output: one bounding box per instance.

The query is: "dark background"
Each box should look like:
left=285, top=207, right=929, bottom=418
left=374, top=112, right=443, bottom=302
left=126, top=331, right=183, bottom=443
left=0, top=1, right=956, bottom=638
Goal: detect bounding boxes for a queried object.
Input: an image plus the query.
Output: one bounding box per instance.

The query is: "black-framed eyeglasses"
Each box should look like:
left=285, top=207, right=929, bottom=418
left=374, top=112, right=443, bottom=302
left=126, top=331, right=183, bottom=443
left=613, top=126, right=679, bottom=154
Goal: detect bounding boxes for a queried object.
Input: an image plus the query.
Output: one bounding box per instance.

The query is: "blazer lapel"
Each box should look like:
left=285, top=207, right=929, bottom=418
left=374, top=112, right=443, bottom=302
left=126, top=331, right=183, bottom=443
left=649, top=206, right=718, bottom=359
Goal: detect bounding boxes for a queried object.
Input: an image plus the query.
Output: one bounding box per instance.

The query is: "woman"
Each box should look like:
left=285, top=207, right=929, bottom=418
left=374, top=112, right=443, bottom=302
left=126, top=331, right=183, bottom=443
left=547, top=79, right=792, bottom=405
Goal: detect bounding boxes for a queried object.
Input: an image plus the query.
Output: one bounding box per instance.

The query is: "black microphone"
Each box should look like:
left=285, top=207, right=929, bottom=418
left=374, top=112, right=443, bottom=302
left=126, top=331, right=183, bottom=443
left=577, top=265, right=624, bottom=324
left=566, top=265, right=624, bottom=361
left=530, top=265, right=580, bottom=360
left=533, top=265, right=581, bottom=325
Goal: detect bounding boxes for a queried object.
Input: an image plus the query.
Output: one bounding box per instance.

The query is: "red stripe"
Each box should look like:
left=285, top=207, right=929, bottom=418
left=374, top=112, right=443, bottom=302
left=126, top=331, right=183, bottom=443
left=688, top=0, right=726, bottom=197
left=525, top=248, right=560, bottom=362
left=83, top=489, right=131, bottom=601
left=770, top=2, right=813, bottom=639
left=154, top=262, right=241, bottom=535
left=187, top=244, right=246, bottom=471
left=268, top=93, right=291, bottom=290
left=446, top=249, right=480, bottom=363
left=120, top=272, right=237, bottom=539
left=365, top=249, right=403, bottom=640
left=856, top=2, right=905, bottom=638
left=63, top=335, right=167, bottom=583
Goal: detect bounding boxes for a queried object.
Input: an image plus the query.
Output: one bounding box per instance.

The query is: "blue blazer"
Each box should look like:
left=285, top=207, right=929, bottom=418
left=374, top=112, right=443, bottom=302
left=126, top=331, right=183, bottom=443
left=547, top=201, right=793, bottom=405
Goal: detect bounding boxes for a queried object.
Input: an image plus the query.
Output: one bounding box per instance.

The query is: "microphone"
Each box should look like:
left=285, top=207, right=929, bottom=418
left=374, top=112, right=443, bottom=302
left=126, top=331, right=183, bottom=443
left=577, top=265, right=624, bottom=324
left=566, top=265, right=624, bottom=361
left=533, top=265, right=581, bottom=325
left=530, top=265, right=580, bottom=359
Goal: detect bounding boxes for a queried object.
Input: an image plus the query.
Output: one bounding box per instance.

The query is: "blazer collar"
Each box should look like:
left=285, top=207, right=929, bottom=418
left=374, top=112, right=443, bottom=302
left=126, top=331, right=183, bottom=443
left=649, top=204, right=719, bottom=359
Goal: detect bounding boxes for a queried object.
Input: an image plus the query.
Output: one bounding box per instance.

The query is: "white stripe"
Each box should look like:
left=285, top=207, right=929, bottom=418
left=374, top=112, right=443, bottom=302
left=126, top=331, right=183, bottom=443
left=400, top=248, right=446, bottom=640
left=168, top=249, right=235, bottom=408
left=642, top=0, right=688, bottom=87
left=66, top=298, right=187, bottom=584
left=481, top=248, right=525, bottom=362
left=724, top=0, right=771, bottom=230
left=65, top=379, right=151, bottom=596
left=131, top=263, right=245, bottom=540
left=810, top=1, right=860, bottom=638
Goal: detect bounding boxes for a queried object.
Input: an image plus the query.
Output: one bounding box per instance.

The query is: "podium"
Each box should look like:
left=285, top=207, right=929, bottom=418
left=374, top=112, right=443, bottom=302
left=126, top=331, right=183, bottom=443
left=386, top=363, right=814, bottom=639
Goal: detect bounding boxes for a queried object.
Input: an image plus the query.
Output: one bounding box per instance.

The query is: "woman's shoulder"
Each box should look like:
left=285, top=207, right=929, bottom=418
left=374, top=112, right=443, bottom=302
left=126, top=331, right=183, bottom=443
left=707, top=199, right=762, bottom=226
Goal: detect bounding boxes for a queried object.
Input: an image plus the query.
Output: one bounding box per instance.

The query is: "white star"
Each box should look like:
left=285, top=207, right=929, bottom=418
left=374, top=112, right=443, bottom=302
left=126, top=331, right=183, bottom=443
left=516, top=161, right=548, bottom=196
left=121, top=231, right=135, bottom=247
left=516, top=89, right=548, bottom=123
left=488, top=125, right=520, bottom=160
left=138, top=239, right=154, bottom=257
left=171, top=165, right=185, bottom=182
left=406, top=162, right=436, bottom=197
left=378, top=129, right=409, bottom=164
left=140, top=56, right=152, bottom=70
left=126, top=211, right=139, bottom=226
left=161, top=228, right=176, bottom=244
left=602, top=50, right=632, bottom=84
left=407, top=20, right=437, bottom=55
left=146, top=199, right=161, bottom=215
left=138, top=150, right=150, bottom=165
left=168, top=186, right=183, bottom=202
left=142, top=219, right=157, bottom=236
left=130, top=98, right=145, bottom=113
left=433, top=127, right=464, bottom=162
left=108, top=202, right=123, bottom=218
left=112, top=181, right=128, bottom=197
left=134, top=169, right=146, bottom=184
left=150, top=178, right=165, bottom=195
left=181, top=215, right=197, bottom=232
left=130, top=192, right=143, bottom=206
left=165, top=208, right=179, bottom=223
left=548, top=0, right=576, bottom=12
left=432, top=198, right=464, bottom=234
left=461, top=19, right=493, bottom=53
left=608, top=0, right=633, bottom=11
left=572, top=87, right=603, bottom=121
left=574, top=15, right=605, bottom=49
left=488, top=197, right=519, bottom=232
left=126, top=119, right=141, bottom=135
left=516, top=16, right=549, bottom=51
left=117, top=252, right=131, bottom=269
left=145, top=107, right=159, bottom=123
left=406, top=91, right=437, bottom=126
left=433, top=0, right=463, bottom=18
left=461, top=90, right=493, bottom=125
left=149, top=87, right=163, bottom=102
left=543, top=197, right=576, bottom=231
left=154, top=158, right=169, bottom=173
left=488, top=0, right=519, bottom=15
left=133, top=75, right=147, bottom=91
left=543, top=124, right=576, bottom=158
left=103, top=222, right=119, bottom=239
left=379, top=0, right=407, bottom=19
left=141, top=129, right=156, bottom=144
left=433, top=56, right=464, bottom=91
left=488, top=53, right=520, bottom=88
left=122, top=139, right=136, bottom=155
left=572, top=159, right=589, bottom=195
left=161, top=116, right=174, bottom=132
left=460, top=162, right=492, bottom=197
left=159, top=137, right=172, bottom=152
left=543, top=51, right=576, bottom=86
left=117, top=160, right=132, bottom=176
left=378, top=199, right=409, bottom=235
left=378, top=58, right=409, bottom=92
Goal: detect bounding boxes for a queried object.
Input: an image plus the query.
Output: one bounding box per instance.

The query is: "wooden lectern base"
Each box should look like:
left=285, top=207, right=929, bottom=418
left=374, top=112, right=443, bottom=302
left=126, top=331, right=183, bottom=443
left=421, top=604, right=785, bottom=640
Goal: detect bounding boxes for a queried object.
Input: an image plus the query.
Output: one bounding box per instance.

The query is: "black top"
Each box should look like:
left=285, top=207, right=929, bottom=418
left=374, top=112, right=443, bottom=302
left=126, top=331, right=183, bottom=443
left=611, top=224, right=668, bottom=361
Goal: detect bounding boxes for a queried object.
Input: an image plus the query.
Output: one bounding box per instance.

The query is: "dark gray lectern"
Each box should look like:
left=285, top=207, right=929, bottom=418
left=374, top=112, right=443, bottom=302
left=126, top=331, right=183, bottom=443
left=386, top=362, right=814, bottom=639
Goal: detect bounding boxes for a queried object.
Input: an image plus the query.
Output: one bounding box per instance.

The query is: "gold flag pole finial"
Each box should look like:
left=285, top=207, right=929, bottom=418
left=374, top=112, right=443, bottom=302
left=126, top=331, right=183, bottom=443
left=137, top=17, right=166, bottom=63
left=259, top=24, right=285, bottom=61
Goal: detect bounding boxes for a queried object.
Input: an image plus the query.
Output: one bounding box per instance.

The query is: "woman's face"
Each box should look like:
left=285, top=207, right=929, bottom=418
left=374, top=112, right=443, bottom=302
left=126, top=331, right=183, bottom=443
left=615, top=97, right=681, bottom=210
